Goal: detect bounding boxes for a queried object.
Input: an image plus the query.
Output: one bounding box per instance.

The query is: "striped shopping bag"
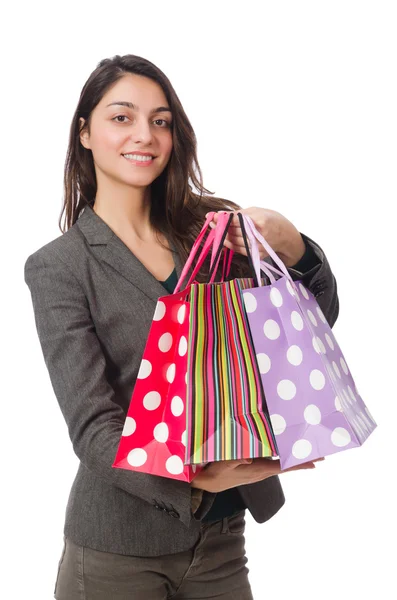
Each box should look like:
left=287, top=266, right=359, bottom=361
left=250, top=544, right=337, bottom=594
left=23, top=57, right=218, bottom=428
left=177, top=216, right=278, bottom=466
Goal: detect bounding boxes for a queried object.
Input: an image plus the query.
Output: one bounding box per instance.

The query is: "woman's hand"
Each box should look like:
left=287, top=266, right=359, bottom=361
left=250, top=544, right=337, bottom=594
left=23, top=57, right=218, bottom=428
left=191, top=456, right=325, bottom=493
left=206, top=207, right=306, bottom=267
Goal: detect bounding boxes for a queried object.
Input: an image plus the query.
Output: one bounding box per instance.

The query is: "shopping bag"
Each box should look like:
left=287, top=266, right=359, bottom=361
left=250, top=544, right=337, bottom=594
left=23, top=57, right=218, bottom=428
left=237, top=213, right=377, bottom=470
left=112, top=211, right=237, bottom=482
left=179, top=224, right=278, bottom=466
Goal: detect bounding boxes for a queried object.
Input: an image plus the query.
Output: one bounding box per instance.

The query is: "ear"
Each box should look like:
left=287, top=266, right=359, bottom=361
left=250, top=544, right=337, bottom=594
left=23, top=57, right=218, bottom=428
left=79, top=117, right=91, bottom=150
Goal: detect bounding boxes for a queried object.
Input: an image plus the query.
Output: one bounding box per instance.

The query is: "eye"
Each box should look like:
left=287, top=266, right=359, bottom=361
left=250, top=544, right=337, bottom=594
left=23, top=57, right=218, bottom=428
left=153, top=119, right=171, bottom=127
left=112, top=115, right=130, bottom=123
left=111, top=115, right=171, bottom=127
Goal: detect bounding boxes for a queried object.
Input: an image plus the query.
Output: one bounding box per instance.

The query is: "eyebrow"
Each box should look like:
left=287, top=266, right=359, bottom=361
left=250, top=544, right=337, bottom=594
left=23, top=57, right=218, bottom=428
left=106, top=101, right=172, bottom=115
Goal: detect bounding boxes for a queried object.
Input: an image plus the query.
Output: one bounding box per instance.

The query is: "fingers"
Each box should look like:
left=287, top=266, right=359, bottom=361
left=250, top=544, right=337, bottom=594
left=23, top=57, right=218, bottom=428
left=282, top=463, right=316, bottom=472
left=208, top=218, right=269, bottom=259
left=249, top=456, right=325, bottom=476
left=281, top=458, right=325, bottom=473
left=226, top=458, right=253, bottom=468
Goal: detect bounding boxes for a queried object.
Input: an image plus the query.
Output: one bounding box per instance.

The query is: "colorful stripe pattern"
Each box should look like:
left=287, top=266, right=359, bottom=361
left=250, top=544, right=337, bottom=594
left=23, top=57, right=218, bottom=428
left=185, top=277, right=278, bottom=465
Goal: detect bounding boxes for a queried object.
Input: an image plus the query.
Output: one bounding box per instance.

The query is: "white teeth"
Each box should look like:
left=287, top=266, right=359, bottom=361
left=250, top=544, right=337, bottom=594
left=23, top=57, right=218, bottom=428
left=123, top=154, right=153, bottom=161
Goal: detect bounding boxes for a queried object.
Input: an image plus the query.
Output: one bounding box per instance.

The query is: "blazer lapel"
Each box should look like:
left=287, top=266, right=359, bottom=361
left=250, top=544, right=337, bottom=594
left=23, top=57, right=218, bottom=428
left=76, top=204, right=184, bottom=303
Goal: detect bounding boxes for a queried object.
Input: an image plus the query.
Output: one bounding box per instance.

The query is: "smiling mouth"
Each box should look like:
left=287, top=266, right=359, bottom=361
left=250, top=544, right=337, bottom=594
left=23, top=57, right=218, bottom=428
left=122, top=154, right=155, bottom=161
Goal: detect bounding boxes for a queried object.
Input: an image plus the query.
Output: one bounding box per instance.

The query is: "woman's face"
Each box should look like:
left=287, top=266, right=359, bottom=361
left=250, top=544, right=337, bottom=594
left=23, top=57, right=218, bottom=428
left=79, top=73, right=173, bottom=191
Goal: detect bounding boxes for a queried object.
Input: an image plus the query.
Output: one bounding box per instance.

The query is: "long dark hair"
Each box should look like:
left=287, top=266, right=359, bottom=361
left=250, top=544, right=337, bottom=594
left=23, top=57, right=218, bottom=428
left=60, top=53, right=251, bottom=281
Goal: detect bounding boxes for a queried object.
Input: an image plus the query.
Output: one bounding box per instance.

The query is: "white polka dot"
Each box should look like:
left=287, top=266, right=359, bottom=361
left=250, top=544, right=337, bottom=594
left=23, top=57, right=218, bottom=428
left=287, top=345, right=303, bottom=366
left=263, top=319, right=281, bottom=340
left=304, top=404, right=322, bottom=425
left=177, top=304, right=187, bottom=324
left=325, top=333, right=335, bottom=351
left=316, top=306, right=327, bottom=324
left=270, top=288, right=283, bottom=307
left=159, top=332, right=173, bottom=352
left=291, top=311, right=304, bottom=331
left=154, top=422, right=169, bottom=443
left=353, top=418, right=363, bottom=437
left=153, top=301, right=166, bottom=321
left=348, top=386, right=356, bottom=402
left=127, top=448, right=147, bottom=467
left=166, top=363, right=176, bottom=383
left=331, top=427, right=351, bottom=447
left=286, top=279, right=296, bottom=297
left=359, top=417, right=370, bottom=434
left=341, top=393, right=349, bottom=411
left=312, top=337, right=321, bottom=354
left=171, top=396, right=184, bottom=417
left=365, top=406, right=375, bottom=423
left=362, top=413, right=372, bottom=430
left=310, top=369, right=326, bottom=390
left=360, top=411, right=373, bottom=430
left=307, top=310, right=318, bottom=327
left=357, top=414, right=368, bottom=433
left=277, top=379, right=297, bottom=400
left=137, top=359, right=152, bottom=379
left=122, top=417, right=136, bottom=436
left=292, top=439, right=312, bottom=459
left=143, top=391, right=161, bottom=411
left=299, top=283, right=310, bottom=300
left=270, top=414, right=286, bottom=435
left=340, top=357, right=349, bottom=375
left=332, top=361, right=341, bottom=379
left=181, top=430, right=187, bottom=446
left=178, top=336, right=187, bottom=356
left=257, top=353, right=271, bottom=374
left=335, top=396, right=342, bottom=411
left=328, top=366, right=337, bottom=383
left=318, top=337, right=327, bottom=354
left=361, top=414, right=371, bottom=431
left=343, top=389, right=352, bottom=407
left=243, top=292, right=257, bottom=313
left=166, top=455, right=184, bottom=475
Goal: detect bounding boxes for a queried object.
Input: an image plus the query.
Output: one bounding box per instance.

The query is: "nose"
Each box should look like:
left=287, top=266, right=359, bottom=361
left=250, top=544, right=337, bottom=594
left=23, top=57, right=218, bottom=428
left=130, top=117, right=154, bottom=145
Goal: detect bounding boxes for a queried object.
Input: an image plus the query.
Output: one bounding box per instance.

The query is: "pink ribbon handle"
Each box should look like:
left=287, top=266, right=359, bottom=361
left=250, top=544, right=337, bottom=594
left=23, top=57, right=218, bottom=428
left=174, top=211, right=233, bottom=293
left=242, top=214, right=295, bottom=287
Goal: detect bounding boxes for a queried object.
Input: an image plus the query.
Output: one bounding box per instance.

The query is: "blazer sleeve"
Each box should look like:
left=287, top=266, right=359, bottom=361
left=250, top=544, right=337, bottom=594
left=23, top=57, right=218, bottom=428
left=296, top=232, right=339, bottom=329
left=24, top=249, right=208, bottom=528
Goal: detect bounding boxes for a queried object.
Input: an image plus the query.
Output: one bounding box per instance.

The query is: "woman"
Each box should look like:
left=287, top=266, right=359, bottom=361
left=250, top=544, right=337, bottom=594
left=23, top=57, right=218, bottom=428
left=24, top=54, right=338, bottom=599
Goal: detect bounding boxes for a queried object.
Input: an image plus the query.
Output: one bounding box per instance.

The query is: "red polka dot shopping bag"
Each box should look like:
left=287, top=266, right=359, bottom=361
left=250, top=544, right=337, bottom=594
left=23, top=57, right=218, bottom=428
left=237, top=213, right=377, bottom=470
left=112, top=211, right=278, bottom=481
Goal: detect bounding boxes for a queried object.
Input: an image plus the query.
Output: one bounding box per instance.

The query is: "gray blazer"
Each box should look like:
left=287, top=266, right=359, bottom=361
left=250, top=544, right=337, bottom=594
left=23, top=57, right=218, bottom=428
left=24, top=204, right=339, bottom=556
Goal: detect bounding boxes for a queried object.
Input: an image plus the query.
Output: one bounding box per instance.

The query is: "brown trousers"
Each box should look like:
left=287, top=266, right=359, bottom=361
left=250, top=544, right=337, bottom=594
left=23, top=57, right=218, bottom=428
left=54, top=510, right=254, bottom=599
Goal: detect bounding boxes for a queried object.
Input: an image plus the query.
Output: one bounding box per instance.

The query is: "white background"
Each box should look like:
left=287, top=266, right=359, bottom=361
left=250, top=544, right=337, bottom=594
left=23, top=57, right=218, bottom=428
left=3, top=1, right=395, bottom=598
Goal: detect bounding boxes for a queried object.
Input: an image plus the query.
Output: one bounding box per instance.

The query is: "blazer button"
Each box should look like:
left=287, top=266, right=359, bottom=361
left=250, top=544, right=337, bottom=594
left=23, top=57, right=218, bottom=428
left=169, top=510, right=180, bottom=518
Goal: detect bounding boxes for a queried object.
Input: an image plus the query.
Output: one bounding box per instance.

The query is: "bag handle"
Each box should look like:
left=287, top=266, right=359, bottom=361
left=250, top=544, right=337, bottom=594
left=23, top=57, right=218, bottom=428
left=207, top=212, right=235, bottom=283
left=237, top=213, right=295, bottom=287
left=213, top=214, right=286, bottom=284
left=237, top=213, right=281, bottom=284
left=174, top=212, right=234, bottom=293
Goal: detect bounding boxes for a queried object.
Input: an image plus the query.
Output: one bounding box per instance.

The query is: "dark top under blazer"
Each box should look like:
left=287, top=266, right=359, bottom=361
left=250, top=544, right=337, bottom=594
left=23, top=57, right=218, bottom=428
left=24, top=204, right=339, bottom=556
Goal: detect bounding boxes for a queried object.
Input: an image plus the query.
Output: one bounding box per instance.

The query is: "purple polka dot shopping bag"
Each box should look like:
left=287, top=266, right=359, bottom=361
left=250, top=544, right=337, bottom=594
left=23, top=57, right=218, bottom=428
left=238, top=214, right=377, bottom=470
